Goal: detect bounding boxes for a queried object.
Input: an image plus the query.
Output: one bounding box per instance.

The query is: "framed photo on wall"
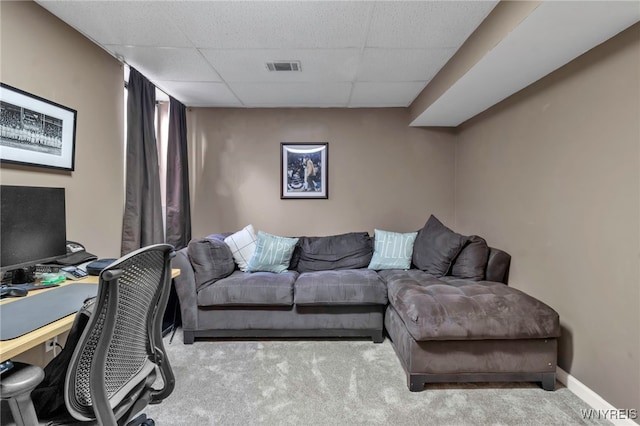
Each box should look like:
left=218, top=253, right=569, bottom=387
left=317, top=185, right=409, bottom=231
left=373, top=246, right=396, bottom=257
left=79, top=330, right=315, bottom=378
left=0, top=83, right=77, bottom=171
left=281, top=142, right=328, bottom=199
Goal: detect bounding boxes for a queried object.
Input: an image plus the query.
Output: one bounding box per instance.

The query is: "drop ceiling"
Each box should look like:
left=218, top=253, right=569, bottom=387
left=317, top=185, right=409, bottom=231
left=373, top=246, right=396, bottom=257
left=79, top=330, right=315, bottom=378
left=36, top=0, right=498, bottom=108
left=35, top=1, right=640, bottom=127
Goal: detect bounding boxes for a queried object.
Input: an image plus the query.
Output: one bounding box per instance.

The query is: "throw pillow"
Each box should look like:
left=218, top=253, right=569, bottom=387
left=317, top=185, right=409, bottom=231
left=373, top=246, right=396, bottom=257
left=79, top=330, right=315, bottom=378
left=412, top=215, right=468, bottom=276
left=246, top=231, right=299, bottom=273
left=224, top=224, right=258, bottom=272
left=187, top=237, right=236, bottom=290
left=368, top=229, right=418, bottom=270
left=450, top=235, right=489, bottom=280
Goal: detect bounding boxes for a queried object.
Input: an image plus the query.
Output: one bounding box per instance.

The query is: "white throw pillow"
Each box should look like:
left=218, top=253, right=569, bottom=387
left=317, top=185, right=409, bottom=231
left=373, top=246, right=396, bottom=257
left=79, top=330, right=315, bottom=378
left=224, top=224, right=258, bottom=272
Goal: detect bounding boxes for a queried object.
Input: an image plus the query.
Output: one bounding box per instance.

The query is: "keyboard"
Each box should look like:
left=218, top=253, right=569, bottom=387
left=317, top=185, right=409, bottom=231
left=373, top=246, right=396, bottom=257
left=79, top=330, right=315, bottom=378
left=1, top=284, right=60, bottom=298
left=53, top=251, right=97, bottom=266
left=11, top=283, right=61, bottom=291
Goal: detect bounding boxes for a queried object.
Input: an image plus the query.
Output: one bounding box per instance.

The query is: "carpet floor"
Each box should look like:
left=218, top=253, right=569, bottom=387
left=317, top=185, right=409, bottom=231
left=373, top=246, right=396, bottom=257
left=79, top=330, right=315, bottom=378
left=145, top=329, right=609, bottom=426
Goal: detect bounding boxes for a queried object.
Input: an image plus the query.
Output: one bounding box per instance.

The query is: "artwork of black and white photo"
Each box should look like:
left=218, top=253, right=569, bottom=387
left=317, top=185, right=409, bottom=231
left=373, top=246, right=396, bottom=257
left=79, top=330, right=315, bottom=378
left=281, top=143, right=328, bottom=199
left=1, top=101, right=63, bottom=156
left=0, top=83, right=76, bottom=171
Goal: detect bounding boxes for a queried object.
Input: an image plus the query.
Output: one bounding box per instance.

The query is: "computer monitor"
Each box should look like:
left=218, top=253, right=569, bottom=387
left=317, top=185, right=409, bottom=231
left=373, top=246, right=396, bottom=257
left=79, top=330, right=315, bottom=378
left=0, top=185, right=67, bottom=273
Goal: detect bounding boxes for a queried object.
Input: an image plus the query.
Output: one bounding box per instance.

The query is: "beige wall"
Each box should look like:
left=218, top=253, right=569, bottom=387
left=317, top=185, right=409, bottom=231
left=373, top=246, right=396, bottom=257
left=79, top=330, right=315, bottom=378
left=454, top=24, right=640, bottom=412
left=0, top=1, right=124, bottom=258
left=187, top=108, right=456, bottom=238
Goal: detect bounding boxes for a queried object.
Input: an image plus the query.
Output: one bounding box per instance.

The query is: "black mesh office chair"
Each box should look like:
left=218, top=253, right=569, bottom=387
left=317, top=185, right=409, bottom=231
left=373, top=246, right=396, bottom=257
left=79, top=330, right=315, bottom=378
left=0, top=244, right=176, bottom=425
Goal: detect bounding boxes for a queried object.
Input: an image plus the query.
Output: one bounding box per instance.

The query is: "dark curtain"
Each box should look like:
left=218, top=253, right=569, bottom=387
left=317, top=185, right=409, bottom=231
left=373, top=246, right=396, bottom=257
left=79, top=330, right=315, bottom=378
left=121, top=68, right=164, bottom=255
left=165, top=97, right=191, bottom=250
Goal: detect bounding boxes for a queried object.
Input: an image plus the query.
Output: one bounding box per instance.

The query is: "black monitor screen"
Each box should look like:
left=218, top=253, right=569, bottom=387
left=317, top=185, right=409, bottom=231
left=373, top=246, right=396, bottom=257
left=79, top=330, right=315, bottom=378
left=0, top=185, right=67, bottom=272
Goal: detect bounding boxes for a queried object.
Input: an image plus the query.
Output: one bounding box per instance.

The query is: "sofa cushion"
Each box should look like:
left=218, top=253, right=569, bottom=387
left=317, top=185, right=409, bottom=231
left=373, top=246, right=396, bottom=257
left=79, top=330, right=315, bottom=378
left=412, top=215, right=468, bottom=276
left=368, top=229, right=417, bottom=270
left=294, top=269, right=387, bottom=305
left=449, top=235, right=489, bottom=281
left=246, top=231, right=299, bottom=273
left=224, top=224, right=258, bottom=272
left=293, top=232, right=373, bottom=273
left=205, top=232, right=232, bottom=242
left=197, top=270, right=298, bottom=306
left=383, top=272, right=560, bottom=341
left=187, top=237, right=236, bottom=291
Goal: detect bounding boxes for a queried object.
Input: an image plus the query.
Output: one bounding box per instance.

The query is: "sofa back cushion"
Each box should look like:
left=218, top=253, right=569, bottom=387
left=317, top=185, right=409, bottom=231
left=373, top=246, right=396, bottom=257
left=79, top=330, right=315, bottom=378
left=187, top=237, right=236, bottom=291
left=412, top=215, right=468, bottom=277
left=293, top=232, right=373, bottom=273
left=449, top=235, right=489, bottom=280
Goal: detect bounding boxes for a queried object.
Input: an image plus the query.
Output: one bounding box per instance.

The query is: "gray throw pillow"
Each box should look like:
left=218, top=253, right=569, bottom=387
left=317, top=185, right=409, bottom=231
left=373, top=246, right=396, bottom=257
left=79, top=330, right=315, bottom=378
left=294, top=232, right=373, bottom=273
left=412, top=215, right=468, bottom=276
left=450, top=235, right=489, bottom=280
left=187, top=237, right=236, bottom=290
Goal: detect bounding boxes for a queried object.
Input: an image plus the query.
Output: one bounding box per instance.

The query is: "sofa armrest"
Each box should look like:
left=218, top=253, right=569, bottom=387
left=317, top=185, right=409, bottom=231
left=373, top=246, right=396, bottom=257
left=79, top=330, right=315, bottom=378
left=172, top=248, right=198, bottom=331
left=485, top=248, right=511, bottom=284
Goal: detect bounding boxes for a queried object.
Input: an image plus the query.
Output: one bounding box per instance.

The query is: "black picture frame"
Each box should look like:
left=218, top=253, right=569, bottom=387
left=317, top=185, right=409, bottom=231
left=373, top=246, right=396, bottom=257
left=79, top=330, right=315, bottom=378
left=281, top=142, right=328, bottom=199
left=0, top=83, right=77, bottom=171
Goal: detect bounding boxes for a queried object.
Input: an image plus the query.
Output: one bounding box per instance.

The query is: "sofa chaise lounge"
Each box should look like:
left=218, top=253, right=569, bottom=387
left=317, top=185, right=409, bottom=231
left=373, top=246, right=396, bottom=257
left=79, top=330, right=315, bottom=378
left=172, top=216, right=560, bottom=391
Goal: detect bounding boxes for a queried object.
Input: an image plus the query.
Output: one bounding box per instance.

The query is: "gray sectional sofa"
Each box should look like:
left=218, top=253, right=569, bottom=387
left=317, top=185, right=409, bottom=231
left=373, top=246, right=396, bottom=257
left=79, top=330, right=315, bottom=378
left=173, top=231, right=388, bottom=343
left=172, top=216, right=561, bottom=391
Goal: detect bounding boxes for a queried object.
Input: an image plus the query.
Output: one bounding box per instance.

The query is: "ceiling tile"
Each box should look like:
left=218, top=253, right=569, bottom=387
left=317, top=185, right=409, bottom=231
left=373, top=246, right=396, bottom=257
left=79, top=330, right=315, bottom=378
left=349, top=82, right=426, bottom=107
left=38, top=1, right=191, bottom=47
left=201, top=48, right=360, bottom=83
left=229, top=82, right=352, bottom=107
left=161, top=1, right=373, bottom=49
left=367, top=1, right=497, bottom=48
left=107, top=46, right=221, bottom=82
left=155, top=82, right=241, bottom=107
left=358, top=48, right=456, bottom=82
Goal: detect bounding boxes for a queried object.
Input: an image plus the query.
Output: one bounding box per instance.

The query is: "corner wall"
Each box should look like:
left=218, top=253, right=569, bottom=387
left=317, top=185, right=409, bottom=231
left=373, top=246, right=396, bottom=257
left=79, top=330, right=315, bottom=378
left=454, top=23, right=640, bottom=413
left=186, top=108, right=456, bottom=238
left=0, top=1, right=124, bottom=258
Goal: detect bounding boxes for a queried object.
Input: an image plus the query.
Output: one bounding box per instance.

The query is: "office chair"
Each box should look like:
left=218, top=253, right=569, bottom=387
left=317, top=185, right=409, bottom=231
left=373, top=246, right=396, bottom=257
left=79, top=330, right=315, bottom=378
left=0, top=244, right=176, bottom=426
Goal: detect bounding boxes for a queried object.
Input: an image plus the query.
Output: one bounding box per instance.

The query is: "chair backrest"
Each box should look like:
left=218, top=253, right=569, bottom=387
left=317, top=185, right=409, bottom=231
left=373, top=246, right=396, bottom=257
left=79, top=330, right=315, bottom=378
left=64, top=244, right=176, bottom=424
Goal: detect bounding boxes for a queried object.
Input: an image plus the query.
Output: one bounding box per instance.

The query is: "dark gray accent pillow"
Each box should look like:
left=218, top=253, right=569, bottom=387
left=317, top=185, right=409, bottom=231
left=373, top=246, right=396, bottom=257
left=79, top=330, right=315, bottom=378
left=187, top=237, right=236, bottom=290
left=205, top=233, right=232, bottom=242
left=450, top=235, right=489, bottom=280
left=294, top=232, right=373, bottom=273
left=412, top=215, right=468, bottom=276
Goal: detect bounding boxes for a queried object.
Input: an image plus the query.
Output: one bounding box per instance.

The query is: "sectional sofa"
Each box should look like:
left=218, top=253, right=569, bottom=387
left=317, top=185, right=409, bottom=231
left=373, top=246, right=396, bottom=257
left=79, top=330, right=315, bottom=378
left=172, top=216, right=561, bottom=391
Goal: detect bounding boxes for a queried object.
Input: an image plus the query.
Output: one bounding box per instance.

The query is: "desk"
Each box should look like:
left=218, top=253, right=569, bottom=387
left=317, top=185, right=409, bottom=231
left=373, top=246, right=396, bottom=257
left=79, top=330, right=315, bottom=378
left=0, top=269, right=180, bottom=362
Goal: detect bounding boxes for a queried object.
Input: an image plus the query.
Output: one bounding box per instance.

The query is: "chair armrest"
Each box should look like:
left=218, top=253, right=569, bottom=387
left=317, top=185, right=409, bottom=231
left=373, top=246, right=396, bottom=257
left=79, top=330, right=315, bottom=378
left=0, top=363, right=44, bottom=398
left=0, top=362, right=44, bottom=426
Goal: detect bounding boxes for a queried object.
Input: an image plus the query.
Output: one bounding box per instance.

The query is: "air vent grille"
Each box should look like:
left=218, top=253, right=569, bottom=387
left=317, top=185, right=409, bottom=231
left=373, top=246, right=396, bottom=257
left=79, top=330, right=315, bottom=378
left=266, top=61, right=301, bottom=72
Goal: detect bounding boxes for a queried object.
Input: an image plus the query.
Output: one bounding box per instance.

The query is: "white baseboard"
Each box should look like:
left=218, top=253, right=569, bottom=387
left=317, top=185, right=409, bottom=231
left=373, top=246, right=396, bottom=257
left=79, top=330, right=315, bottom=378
left=557, top=367, right=638, bottom=425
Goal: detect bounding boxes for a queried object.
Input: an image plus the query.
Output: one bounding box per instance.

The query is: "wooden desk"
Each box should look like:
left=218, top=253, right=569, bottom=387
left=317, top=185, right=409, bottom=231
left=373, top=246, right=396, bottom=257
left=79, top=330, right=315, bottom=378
left=0, top=269, right=180, bottom=362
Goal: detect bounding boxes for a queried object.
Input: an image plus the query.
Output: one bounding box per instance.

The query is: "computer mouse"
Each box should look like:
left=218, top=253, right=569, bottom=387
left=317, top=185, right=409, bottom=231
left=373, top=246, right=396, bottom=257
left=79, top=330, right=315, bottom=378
left=8, top=287, right=28, bottom=297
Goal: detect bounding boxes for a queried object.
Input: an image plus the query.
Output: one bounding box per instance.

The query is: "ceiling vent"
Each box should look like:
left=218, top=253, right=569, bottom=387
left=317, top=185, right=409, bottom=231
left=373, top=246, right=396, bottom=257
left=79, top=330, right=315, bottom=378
left=266, top=61, right=301, bottom=72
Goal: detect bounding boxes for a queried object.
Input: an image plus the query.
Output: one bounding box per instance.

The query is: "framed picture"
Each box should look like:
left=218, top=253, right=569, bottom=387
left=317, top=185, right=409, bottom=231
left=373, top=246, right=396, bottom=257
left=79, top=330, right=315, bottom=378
left=0, top=83, right=77, bottom=171
left=281, top=142, right=328, bottom=199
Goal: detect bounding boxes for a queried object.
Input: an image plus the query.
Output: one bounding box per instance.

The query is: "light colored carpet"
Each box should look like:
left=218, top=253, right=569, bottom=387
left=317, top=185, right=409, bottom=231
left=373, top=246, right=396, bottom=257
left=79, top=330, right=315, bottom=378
left=145, top=330, right=609, bottom=425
